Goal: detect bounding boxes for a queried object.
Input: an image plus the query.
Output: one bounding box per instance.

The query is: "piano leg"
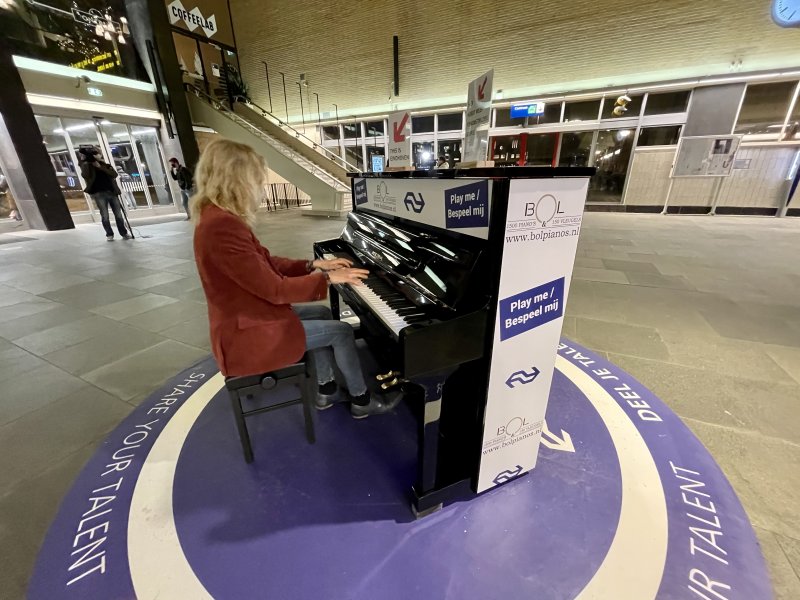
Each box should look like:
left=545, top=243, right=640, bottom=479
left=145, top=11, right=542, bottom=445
left=411, top=371, right=453, bottom=518
left=329, top=285, right=341, bottom=320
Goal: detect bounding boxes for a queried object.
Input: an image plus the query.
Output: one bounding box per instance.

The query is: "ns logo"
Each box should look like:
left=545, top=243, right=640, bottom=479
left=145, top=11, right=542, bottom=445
left=524, top=194, right=564, bottom=226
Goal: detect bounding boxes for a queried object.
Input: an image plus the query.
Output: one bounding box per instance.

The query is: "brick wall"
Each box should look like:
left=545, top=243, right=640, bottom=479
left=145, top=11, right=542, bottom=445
left=230, top=0, right=800, bottom=120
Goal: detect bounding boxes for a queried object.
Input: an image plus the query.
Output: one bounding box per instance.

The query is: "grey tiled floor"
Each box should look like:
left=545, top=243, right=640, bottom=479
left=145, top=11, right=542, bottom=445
left=0, top=210, right=799, bottom=598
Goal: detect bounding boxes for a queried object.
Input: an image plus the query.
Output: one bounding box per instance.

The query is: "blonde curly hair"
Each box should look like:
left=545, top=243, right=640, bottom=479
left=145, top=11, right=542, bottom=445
left=191, top=138, right=266, bottom=227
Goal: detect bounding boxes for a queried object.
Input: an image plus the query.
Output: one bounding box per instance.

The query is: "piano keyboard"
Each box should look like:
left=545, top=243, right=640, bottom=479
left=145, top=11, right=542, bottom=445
left=323, top=253, right=427, bottom=337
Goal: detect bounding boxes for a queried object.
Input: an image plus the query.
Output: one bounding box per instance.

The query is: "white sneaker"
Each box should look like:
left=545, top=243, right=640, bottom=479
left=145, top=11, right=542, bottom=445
left=106, top=235, right=114, bottom=242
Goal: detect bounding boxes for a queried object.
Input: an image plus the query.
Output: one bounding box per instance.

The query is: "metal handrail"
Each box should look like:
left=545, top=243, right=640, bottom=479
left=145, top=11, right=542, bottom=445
left=187, top=87, right=350, bottom=193
left=241, top=98, right=359, bottom=171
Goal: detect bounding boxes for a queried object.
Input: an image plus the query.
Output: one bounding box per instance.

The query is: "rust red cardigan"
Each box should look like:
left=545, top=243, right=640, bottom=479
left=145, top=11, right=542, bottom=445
left=193, top=205, right=327, bottom=376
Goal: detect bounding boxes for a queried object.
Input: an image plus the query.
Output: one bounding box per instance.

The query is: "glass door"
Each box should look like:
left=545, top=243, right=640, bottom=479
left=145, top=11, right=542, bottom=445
left=44, top=116, right=103, bottom=214
left=99, top=121, right=150, bottom=209
left=589, top=129, right=634, bottom=203
left=132, top=127, right=173, bottom=206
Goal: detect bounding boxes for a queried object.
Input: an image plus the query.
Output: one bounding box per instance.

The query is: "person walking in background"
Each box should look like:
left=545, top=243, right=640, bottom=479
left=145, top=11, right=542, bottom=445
left=78, top=147, right=130, bottom=242
left=169, top=157, right=194, bottom=220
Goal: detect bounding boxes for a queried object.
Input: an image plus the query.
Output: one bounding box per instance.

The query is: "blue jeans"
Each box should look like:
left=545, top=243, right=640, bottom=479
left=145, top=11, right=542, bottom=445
left=294, top=304, right=367, bottom=396
left=181, top=188, right=193, bottom=217
left=92, top=191, right=128, bottom=237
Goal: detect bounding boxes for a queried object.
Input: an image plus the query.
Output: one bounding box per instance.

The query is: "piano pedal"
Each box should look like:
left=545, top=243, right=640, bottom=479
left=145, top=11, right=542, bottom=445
left=376, top=370, right=401, bottom=382
left=380, top=377, right=399, bottom=390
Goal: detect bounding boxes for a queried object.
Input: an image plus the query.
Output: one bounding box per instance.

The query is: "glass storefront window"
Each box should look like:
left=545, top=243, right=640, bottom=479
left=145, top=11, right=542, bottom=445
left=437, top=140, right=462, bottom=167
left=644, top=91, right=691, bottom=115
left=438, top=113, right=463, bottom=131
left=563, top=100, right=600, bottom=122
left=495, top=108, right=515, bottom=127
left=344, top=145, right=364, bottom=171
left=133, top=128, right=172, bottom=206
left=735, top=81, right=797, bottom=136
left=49, top=116, right=103, bottom=213
left=412, top=141, right=435, bottom=169
left=412, top=115, right=434, bottom=133
left=601, top=95, right=643, bottom=119
left=525, top=133, right=557, bottom=166
left=638, top=125, right=682, bottom=146
left=558, top=131, right=593, bottom=167
left=0, top=163, right=22, bottom=222
left=342, top=123, right=360, bottom=139
left=323, top=125, right=341, bottom=140
left=364, top=121, right=384, bottom=137
left=590, top=129, right=634, bottom=203
left=490, top=135, right=521, bottom=165
left=528, top=103, right=562, bottom=126
left=100, top=122, right=147, bottom=209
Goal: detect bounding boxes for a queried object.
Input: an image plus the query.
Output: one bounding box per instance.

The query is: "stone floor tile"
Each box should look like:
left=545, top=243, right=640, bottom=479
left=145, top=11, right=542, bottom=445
left=601, top=258, right=661, bottom=273
left=0, top=363, right=88, bottom=426
left=90, top=293, right=179, bottom=320
left=11, top=316, right=128, bottom=356
left=120, top=300, right=208, bottom=332
left=0, top=386, right=132, bottom=490
left=0, top=298, right=59, bottom=324
left=0, top=305, right=91, bottom=341
left=159, top=315, right=211, bottom=350
left=764, top=345, right=800, bottom=385
left=623, top=271, right=696, bottom=290
left=118, top=271, right=186, bottom=290
left=6, top=273, right=93, bottom=295
left=42, top=326, right=165, bottom=375
left=40, top=281, right=144, bottom=311
left=572, top=267, right=629, bottom=284
left=573, top=317, right=670, bottom=360
left=608, top=354, right=800, bottom=445
left=82, top=340, right=208, bottom=401
left=680, top=419, right=800, bottom=542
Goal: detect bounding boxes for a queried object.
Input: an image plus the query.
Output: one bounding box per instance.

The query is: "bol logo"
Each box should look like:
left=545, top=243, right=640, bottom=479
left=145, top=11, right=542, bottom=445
left=524, top=194, right=564, bottom=226
left=497, top=416, right=529, bottom=437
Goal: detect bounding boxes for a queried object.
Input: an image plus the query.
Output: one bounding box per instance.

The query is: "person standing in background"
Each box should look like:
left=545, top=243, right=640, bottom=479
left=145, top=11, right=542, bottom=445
left=79, top=147, right=130, bottom=241
left=169, top=157, right=194, bottom=220
left=435, top=155, right=449, bottom=170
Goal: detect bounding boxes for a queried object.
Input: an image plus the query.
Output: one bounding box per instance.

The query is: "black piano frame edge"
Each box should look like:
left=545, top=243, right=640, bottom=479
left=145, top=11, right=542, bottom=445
left=348, top=166, right=596, bottom=179
left=328, top=168, right=594, bottom=518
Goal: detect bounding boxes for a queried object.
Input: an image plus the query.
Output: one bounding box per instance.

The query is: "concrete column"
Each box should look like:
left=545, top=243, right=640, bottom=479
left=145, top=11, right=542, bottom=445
left=0, top=45, right=74, bottom=231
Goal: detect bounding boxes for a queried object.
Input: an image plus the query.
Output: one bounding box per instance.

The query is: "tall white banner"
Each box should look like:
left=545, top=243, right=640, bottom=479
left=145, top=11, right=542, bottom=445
left=463, top=69, right=494, bottom=163
left=353, top=177, right=492, bottom=239
left=387, top=111, right=411, bottom=168
left=476, top=177, right=589, bottom=492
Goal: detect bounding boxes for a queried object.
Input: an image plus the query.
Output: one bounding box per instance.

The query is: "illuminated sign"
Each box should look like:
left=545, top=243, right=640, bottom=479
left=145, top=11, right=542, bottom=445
left=87, top=86, right=103, bottom=97
left=510, top=102, right=546, bottom=119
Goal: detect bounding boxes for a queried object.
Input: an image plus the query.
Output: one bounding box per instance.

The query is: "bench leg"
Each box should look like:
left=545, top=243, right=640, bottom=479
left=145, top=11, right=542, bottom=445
left=300, top=372, right=316, bottom=444
left=229, top=389, right=255, bottom=462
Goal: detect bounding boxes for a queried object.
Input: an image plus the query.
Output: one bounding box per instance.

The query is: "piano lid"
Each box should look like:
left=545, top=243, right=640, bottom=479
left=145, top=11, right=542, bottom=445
left=341, top=211, right=489, bottom=312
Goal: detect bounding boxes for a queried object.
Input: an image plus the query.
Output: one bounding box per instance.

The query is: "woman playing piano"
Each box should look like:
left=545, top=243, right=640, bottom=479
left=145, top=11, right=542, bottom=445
left=192, top=138, right=399, bottom=418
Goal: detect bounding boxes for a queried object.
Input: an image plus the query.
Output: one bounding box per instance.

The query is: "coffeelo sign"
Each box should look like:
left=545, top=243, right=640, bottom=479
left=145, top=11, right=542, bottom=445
left=165, top=0, right=235, bottom=47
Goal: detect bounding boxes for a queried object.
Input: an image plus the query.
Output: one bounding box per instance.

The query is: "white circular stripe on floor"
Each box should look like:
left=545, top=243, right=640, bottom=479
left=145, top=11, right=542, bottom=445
left=127, top=373, right=224, bottom=600
left=558, top=356, right=668, bottom=598
left=28, top=340, right=773, bottom=599
left=123, top=361, right=669, bottom=599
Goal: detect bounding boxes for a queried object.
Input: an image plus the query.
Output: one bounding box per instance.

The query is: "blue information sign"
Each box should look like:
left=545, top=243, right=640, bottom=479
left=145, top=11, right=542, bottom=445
left=510, top=102, right=546, bottom=119
left=371, top=155, right=385, bottom=173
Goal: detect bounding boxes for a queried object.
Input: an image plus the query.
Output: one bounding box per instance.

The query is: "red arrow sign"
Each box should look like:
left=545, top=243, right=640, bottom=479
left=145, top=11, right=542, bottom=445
left=392, top=113, right=409, bottom=143
left=477, top=77, right=487, bottom=101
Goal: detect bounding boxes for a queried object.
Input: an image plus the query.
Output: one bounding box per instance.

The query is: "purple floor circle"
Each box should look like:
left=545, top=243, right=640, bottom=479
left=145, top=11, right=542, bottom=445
left=28, top=340, right=773, bottom=600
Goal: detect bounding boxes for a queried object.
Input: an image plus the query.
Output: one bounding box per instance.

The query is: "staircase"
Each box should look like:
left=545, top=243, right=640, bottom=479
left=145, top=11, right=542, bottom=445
left=186, top=88, right=355, bottom=216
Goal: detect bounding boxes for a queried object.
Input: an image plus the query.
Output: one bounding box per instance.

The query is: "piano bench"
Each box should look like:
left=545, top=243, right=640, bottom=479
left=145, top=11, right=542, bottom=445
left=224, top=359, right=315, bottom=463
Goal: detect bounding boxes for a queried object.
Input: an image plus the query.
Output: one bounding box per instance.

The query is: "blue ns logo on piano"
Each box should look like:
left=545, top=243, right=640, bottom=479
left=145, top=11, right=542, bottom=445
left=404, top=192, right=426, bottom=213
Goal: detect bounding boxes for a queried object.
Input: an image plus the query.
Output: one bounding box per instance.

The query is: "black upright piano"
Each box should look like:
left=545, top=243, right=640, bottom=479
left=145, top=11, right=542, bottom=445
left=314, top=167, right=594, bottom=517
